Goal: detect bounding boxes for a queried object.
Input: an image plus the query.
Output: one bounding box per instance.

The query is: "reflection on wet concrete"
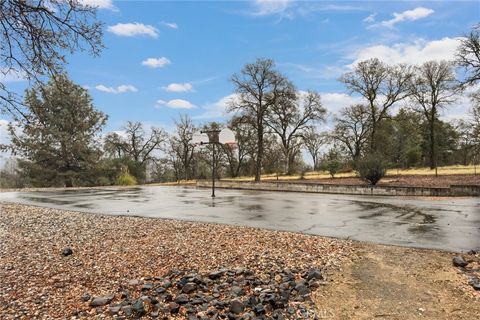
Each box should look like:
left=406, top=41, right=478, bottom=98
left=1, top=186, right=479, bottom=252
left=354, top=201, right=436, bottom=225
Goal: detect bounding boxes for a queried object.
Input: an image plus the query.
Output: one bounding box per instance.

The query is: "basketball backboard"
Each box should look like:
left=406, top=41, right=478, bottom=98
left=218, top=128, right=235, bottom=144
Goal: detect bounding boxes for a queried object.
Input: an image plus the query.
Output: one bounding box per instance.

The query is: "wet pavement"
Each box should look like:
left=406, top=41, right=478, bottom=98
left=1, top=186, right=479, bottom=252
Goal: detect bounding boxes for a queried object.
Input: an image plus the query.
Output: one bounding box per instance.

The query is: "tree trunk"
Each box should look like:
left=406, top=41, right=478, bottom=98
left=284, top=149, right=289, bottom=175
left=370, top=121, right=377, bottom=152
left=235, top=163, right=241, bottom=178
left=255, top=124, right=263, bottom=182
left=287, top=152, right=296, bottom=175
left=429, top=114, right=436, bottom=170
left=65, top=176, right=73, bottom=188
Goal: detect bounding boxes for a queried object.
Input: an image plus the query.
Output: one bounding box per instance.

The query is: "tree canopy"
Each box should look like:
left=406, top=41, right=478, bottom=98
left=8, top=74, right=107, bottom=187
left=0, top=0, right=103, bottom=117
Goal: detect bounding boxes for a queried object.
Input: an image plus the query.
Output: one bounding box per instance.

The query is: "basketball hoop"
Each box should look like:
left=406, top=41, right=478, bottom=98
left=192, top=132, right=209, bottom=145
left=218, top=128, right=235, bottom=145
left=191, top=128, right=237, bottom=198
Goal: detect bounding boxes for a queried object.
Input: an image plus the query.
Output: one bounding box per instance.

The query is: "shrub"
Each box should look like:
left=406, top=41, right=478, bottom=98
left=357, top=154, right=387, bottom=185
left=116, top=171, right=137, bottom=186
left=96, top=176, right=112, bottom=186
left=327, top=160, right=342, bottom=178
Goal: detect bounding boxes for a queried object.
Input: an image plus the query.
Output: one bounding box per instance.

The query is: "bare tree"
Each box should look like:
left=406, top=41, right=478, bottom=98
left=104, top=122, right=166, bottom=165
left=455, top=119, right=475, bottom=166
left=468, top=92, right=480, bottom=167
left=331, top=104, right=371, bottom=163
left=266, top=91, right=326, bottom=174
left=340, top=58, right=413, bottom=151
left=470, top=91, right=480, bottom=133
left=456, top=24, right=480, bottom=87
left=169, top=114, right=196, bottom=181
left=222, top=116, right=256, bottom=178
left=409, top=61, right=457, bottom=169
left=0, top=0, right=103, bottom=117
left=229, top=58, right=294, bottom=181
left=302, top=127, right=325, bottom=171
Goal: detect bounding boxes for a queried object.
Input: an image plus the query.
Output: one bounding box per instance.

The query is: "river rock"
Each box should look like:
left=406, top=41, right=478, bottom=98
left=231, top=286, right=244, bottom=296
left=89, top=295, right=114, bottom=307
left=141, top=283, right=153, bottom=291
left=132, top=299, right=146, bottom=315
left=452, top=255, right=468, bottom=267
left=253, top=304, right=265, bottom=315
left=295, top=284, right=310, bottom=296
left=161, top=279, right=172, bottom=288
left=182, top=282, right=197, bottom=294
left=468, top=277, right=480, bottom=290
left=209, top=270, right=224, bottom=280
left=121, top=305, right=133, bottom=316
left=230, top=299, right=244, bottom=314
left=307, top=268, right=322, bottom=280
left=169, top=302, right=180, bottom=314
left=175, top=293, right=189, bottom=304
left=61, top=247, right=73, bottom=256
left=108, top=305, right=121, bottom=315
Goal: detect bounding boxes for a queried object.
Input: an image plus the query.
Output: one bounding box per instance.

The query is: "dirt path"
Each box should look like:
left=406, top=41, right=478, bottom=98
left=314, top=243, right=479, bottom=319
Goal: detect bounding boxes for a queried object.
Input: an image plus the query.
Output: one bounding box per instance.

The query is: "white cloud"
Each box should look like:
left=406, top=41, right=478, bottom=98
left=107, top=23, right=159, bottom=38
left=374, top=7, right=434, bottom=28
left=0, top=119, right=9, bottom=142
left=252, top=0, right=291, bottom=16
left=439, top=84, right=480, bottom=122
left=162, top=22, right=178, bottom=29
left=194, top=94, right=239, bottom=119
left=78, top=0, right=117, bottom=11
left=162, top=83, right=193, bottom=92
left=249, top=1, right=365, bottom=19
left=363, top=12, right=376, bottom=23
left=95, top=84, right=138, bottom=94
left=156, top=99, right=196, bottom=109
left=0, top=69, right=27, bottom=82
left=350, top=37, right=462, bottom=66
left=0, top=119, right=11, bottom=167
left=282, top=62, right=347, bottom=80
left=321, top=93, right=364, bottom=116
left=141, top=57, right=171, bottom=68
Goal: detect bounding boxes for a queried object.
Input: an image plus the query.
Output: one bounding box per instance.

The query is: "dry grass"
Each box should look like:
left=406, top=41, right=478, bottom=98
left=224, top=164, right=480, bottom=182
left=149, top=180, right=197, bottom=186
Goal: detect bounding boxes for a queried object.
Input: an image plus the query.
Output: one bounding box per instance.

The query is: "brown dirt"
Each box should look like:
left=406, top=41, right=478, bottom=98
left=284, top=174, right=480, bottom=188
left=314, top=242, right=480, bottom=319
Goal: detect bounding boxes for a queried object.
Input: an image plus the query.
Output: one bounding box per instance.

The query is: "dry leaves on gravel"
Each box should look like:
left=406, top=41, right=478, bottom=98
left=0, top=203, right=352, bottom=319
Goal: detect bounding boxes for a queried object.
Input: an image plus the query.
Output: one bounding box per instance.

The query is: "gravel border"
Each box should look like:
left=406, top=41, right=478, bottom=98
left=0, top=203, right=353, bottom=319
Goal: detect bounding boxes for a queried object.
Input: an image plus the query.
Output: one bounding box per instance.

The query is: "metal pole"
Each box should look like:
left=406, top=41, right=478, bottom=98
left=212, top=142, right=216, bottom=198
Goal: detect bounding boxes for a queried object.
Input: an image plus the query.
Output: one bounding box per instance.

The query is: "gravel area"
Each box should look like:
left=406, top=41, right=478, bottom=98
left=0, top=203, right=352, bottom=319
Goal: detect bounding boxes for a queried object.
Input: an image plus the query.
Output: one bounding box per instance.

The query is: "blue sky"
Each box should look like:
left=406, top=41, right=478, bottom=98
left=1, top=0, right=480, bottom=137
